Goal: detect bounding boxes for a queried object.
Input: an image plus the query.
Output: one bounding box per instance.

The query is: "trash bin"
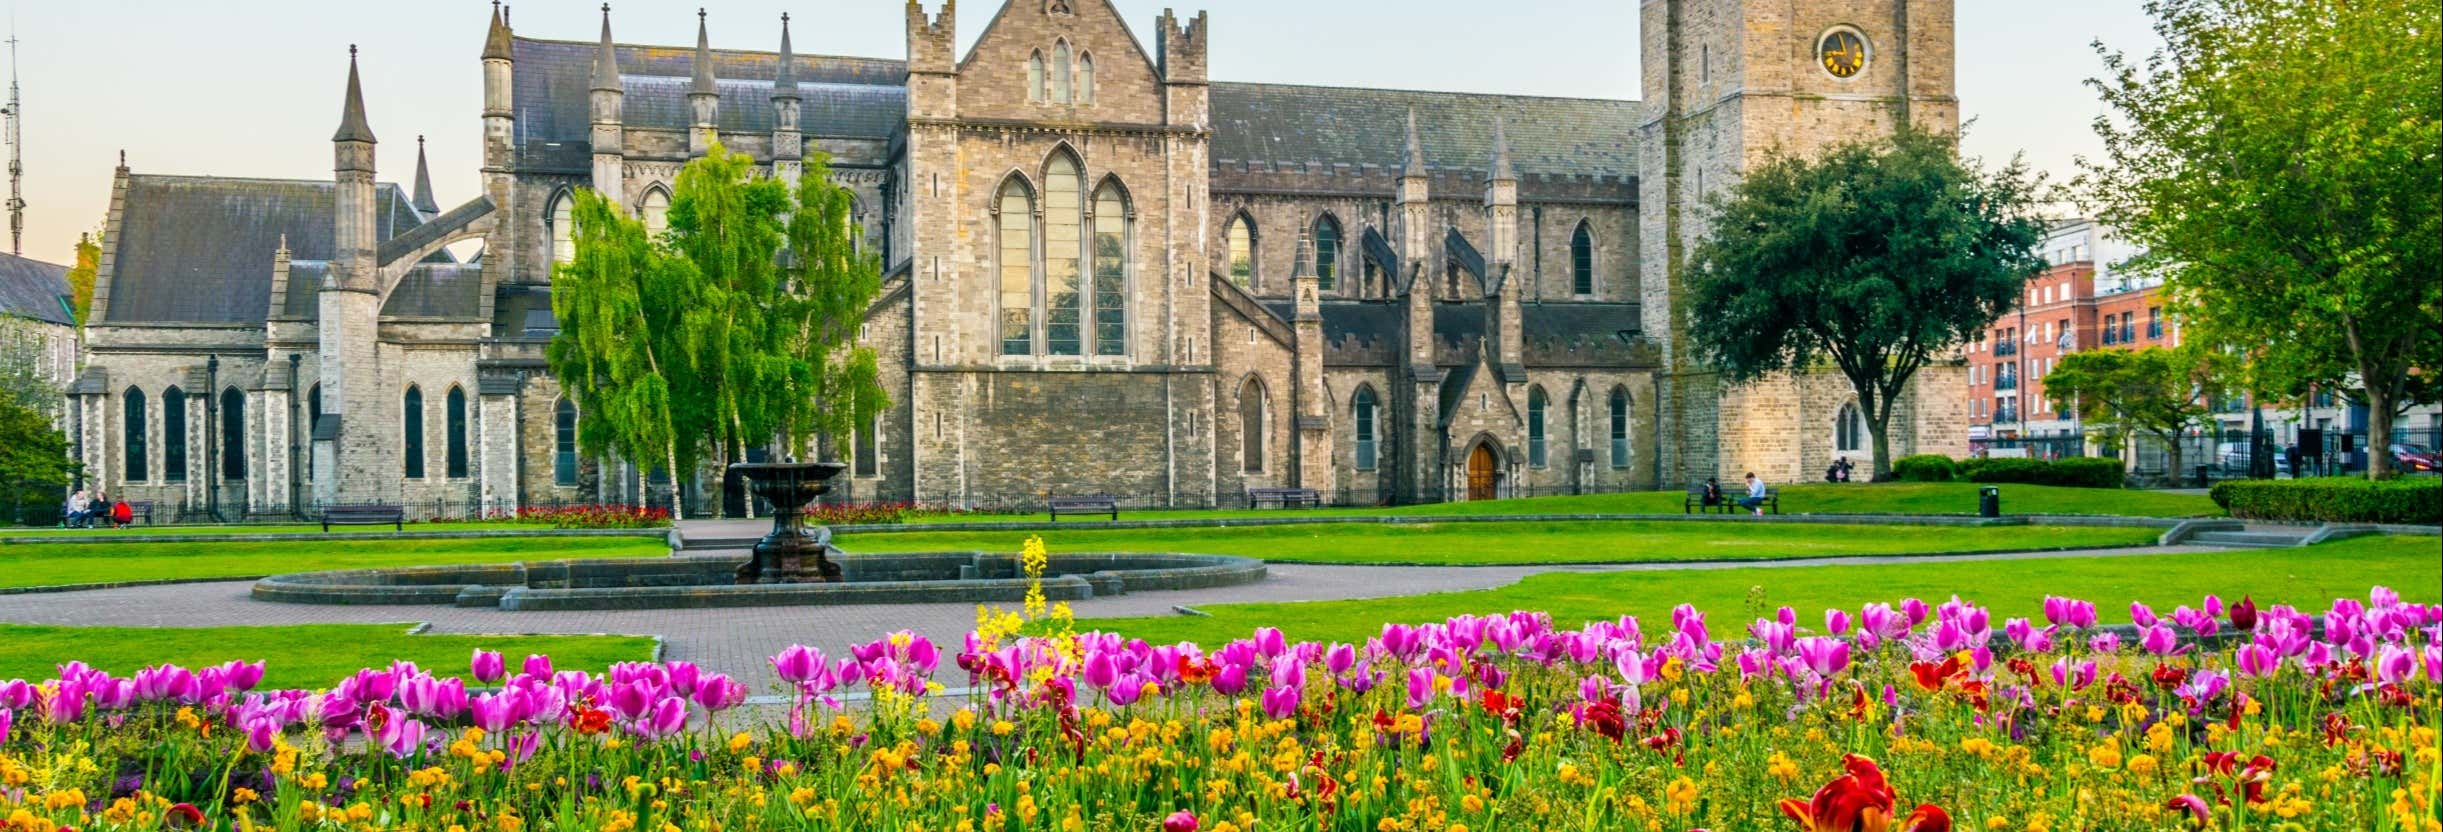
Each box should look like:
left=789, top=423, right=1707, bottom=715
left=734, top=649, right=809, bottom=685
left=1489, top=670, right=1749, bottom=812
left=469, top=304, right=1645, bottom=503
left=2195, top=465, right=2210, bottom=487
left=1978, top=486, right=2001, bottom=518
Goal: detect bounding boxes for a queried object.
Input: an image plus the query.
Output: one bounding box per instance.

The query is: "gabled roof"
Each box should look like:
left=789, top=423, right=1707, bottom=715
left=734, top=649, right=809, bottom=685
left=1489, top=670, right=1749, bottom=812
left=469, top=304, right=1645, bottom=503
left=1210, top=83, right=1638, bottom=179
left=105, top=175, right=431, bottom=324
left=0, top=251, right=73, bottom=327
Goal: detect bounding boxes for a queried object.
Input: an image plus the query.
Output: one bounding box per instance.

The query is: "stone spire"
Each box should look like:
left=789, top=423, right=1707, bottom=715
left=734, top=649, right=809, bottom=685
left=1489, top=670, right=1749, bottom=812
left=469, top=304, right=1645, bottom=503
left=771, top=13, right=799, bottom=102
left=482, top=1, right=513, bottom=61
left=690, top=9, right=717, bottom=97
left=412, top=136, right=438, bottom=214
left=591, top=5, right=621, bottom=93
left=1487, top=117, right=1515, bottom=184
left=688, top=8, right=719, bottom=155
left=1401, top=107, right=1427, bottom=179
left=333, top=46, right=377, bottom=145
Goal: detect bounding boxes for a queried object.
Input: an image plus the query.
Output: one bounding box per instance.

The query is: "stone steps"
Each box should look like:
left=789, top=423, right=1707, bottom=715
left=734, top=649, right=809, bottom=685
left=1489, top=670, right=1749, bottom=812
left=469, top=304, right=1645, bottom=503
left=2190, top=530, right=2314, bottom=549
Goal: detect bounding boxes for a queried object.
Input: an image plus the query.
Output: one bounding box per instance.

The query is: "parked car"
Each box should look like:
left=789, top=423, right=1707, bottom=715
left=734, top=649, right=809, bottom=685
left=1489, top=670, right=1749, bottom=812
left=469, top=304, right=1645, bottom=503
left=2392, top=443, right=2440, bottom=473
left=2216, top=441, right=2293, bottom=476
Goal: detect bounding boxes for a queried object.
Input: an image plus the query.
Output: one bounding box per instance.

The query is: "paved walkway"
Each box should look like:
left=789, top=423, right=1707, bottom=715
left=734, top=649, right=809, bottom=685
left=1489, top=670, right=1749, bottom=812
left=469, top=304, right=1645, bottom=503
left=0, top=541, right=2230, bottom=680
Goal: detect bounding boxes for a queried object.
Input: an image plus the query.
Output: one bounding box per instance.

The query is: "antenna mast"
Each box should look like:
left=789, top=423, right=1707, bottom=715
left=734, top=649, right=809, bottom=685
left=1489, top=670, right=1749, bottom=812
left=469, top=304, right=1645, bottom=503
left=3, top=29, right=22, bottom=256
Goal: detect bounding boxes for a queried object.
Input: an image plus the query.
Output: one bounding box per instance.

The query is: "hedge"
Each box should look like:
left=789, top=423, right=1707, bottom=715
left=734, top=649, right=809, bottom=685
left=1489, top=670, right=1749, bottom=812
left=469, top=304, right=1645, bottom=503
left=1955, top=457, right=2127, bottom=488
left=2210, top=477, right=2443, bottom=524
left=1891, top=455, right=1959, bottom=482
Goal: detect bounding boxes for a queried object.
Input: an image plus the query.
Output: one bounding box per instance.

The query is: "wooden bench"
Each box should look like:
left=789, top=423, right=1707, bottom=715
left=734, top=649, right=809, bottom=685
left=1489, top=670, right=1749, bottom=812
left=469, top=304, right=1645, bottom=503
left=1246, top=488, right=1323, bottom=510
left=322, top=504, right=405, bottom=532
left=1047, top=495, right=1118, bottom=522
left=1683, top=485, right=1732, bottom=514
left=1733, top=487, right=1783, bottom=515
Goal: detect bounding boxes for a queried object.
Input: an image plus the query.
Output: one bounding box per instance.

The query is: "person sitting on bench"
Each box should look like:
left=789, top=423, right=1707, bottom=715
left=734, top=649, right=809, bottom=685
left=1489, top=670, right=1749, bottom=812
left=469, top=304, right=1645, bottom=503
left=1738, top=472, right=1770, bottom=517
left=1702, top=477, right=1724, bottom=509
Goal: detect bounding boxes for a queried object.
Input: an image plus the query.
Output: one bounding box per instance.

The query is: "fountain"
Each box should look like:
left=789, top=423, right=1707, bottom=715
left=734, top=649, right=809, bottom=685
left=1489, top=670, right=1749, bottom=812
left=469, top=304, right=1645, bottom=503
left=729, top=461, right=849, bottom=584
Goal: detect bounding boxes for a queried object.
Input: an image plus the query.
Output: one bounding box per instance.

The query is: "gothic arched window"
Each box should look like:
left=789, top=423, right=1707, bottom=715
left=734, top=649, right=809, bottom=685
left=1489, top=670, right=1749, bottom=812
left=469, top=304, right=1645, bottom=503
left=1528, top=387, right=1549, bottom=468
left=221, top=387, right=246, bottom=480
left=553, top=398, right=579, bottom=487
left=445, top=386, right=469, bottom=479
left=163, top=385, right=187, bottom=482
left=402, top=385, right=426, bottom=479
left=1239, top=378, right=1267, bottom=474
left=1079, top=53, right=1095, bottom=105
left=1044, top=153, right=1084, bottom=356
left=1835, top=402, right=1866, bottom=453
left=548, top=191, right=578, bottom=265
left=1027, top=52, right=1045, bottom=103
left=123, top=387, right=148, bottom=482
left=1353, top=386, right=1379, bottom=472
left=306, top=384, right=322, bottom=482
left=1313, top=215, right=1342, bottom=292
left=1225, top=214, right=1255, bottom=288
left=639, top=188, right=671, bottom=239
left=854, top=414, right=880, bottom=478
left=1052, top=41, right=1073, bottom=104
left=996, top=177, right=1037, bottom=356
left=1609, top=387, right=1631, bottom=468
left=1571, top=222, right=1595, bottom=296
left=1092, top=181, right=1129, bottom=356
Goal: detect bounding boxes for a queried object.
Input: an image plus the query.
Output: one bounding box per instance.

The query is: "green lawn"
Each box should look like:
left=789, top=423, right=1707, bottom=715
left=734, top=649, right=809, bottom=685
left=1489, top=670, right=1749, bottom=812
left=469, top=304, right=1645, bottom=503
left=1076, top=535, right=2441, bottom=646
left=0, top=536, right=670, bottom=589
left=0, top=623, right=658, bottom=689
left=906, top=481, right=2220, bottom=524
left=3, top=521, right=576, bottom=537
left=838, top=520, right=2162, bottom=565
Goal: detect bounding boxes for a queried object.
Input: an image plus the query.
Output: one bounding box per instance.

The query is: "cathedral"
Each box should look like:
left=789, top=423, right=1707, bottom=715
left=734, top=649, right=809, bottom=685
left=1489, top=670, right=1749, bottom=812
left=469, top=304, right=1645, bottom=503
left=64, top=0, right=1966, bottom=517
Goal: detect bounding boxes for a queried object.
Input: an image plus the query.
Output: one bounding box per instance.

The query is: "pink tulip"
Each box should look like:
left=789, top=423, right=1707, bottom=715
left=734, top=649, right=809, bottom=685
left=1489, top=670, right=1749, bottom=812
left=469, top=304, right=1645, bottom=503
left=1405, top=668, right=1434, bottom=709
left=0, top=680, right=31, bottom=710
left=2166, top=794, right=2210, bottom=825
left=1824, top=609, right=1852, bottom=636
left=2375, top=645, right=2414, bottom=686
left=0, top=707, right=11, bottom=745
left=1261, top=685, right=1300, bottom=720
left=2130, top=602, right=2159, bottom=629
left=634, top=696, right=689, bottom=740
left=695, top=675, right=747, bottom=712
left=1163, top=810, right=1199, bottom=832
left=1326, top=643, right=1357, bottom=676
left=772, top=645, right=822, bottom=684
left=1794, top=637, right=1850, bottom=677
left=471, top=650, right=506, bottom=684
left=2140, top=625, right=2181, bottom=656
left=378, top=714, right=427, bottom=759
left=2234, top=643, right=2279, bottom=678
left=522, top=654, right=553, bottom=679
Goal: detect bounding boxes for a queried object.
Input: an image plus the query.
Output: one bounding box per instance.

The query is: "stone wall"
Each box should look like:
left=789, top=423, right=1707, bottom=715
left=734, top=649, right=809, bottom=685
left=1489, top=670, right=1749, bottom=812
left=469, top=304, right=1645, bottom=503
left=1211, top=297, right=1296, bottom=499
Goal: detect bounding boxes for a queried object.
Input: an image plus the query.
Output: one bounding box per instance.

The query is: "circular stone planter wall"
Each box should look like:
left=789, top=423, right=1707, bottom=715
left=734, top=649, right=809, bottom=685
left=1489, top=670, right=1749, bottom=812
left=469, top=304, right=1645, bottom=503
left=252, top=552, right=1266, bottom=611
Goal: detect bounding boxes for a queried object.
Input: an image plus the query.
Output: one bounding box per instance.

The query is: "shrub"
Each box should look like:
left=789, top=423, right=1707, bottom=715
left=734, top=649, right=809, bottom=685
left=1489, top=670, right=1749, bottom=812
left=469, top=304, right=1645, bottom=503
left=1890, top=454, right=1958, bottom=482
left=1965, top=457, right=2050, bottom=484
left=2046, top=457, right=2128, bottom=488
left=475, top=505, right=673, bottom=529
left=2210, top=477, right=2443, bottom=524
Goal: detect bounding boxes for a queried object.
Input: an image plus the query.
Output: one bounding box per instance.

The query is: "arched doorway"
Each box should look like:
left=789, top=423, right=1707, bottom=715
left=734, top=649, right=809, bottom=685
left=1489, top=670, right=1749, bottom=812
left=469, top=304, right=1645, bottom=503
left=1466, top=443, right=1502, bottom=502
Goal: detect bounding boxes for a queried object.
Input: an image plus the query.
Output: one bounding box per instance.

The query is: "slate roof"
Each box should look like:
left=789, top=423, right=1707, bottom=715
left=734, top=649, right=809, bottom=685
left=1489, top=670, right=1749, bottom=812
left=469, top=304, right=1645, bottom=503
left=1210, top=83, right=1639, bottom=179
left=509, top=37, right=905, bottom=171
left=106, top=175, right=464, bottom=324
left=0, top=251, right=74, bottom=326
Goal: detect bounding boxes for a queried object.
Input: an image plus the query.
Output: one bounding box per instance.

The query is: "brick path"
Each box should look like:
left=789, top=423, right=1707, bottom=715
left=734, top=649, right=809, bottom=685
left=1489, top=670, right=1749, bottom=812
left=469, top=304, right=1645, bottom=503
left=0, top=542, right=2229, bottom=680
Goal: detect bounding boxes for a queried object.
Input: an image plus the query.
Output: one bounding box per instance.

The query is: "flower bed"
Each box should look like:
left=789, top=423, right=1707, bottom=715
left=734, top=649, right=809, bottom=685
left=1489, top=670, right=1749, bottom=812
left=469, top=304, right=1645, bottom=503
left=472, top=505, right=675, bottom=529
left=0, top=590, right=2435, bottom=830
left=803, top=502, right=978, bottom=526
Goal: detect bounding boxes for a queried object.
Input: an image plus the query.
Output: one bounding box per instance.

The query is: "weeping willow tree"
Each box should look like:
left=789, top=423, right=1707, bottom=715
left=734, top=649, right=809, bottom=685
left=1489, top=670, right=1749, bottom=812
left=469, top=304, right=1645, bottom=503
left=553, top=144, right=888, bottom=515
left=546, top=189, right=693, bottom=516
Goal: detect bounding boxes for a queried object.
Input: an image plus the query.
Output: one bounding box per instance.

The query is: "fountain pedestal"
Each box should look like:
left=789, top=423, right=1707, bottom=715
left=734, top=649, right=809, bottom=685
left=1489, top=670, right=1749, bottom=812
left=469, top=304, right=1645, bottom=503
left=729, top=462, right=849, bottom=584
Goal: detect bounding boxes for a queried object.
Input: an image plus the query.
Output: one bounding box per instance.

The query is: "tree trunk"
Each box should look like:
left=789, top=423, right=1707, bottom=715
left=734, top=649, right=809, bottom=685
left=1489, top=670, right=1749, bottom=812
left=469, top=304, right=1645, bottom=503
left=664, top=440, right=685, bottom=520
left=2164, top=433, right=2185, bottom=489
left=2364, top=388, right=2396, bottom=480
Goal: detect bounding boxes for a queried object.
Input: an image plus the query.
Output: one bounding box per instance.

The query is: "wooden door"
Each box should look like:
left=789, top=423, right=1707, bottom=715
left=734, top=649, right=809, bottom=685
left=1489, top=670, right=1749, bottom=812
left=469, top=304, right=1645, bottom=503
left=1466, top=444, right=1500, bottom=501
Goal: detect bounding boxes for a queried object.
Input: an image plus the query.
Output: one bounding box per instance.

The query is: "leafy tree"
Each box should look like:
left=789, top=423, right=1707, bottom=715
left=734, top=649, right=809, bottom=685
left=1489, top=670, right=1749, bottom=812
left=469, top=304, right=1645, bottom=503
left=0, top=398, right=74, bottom=526
left=2082, top=0, right=2441, bottom=478
left=1687, top=126, right=2048, bottom=480
left=552, top=145, right=888, bottom=516
left=0, top=325, right=57, bottom=418
left=547, top=189, right=691, bottom=517
left=65, top=233, right=99, bottom=326
left=2044, top=345, right=2228, bottom=487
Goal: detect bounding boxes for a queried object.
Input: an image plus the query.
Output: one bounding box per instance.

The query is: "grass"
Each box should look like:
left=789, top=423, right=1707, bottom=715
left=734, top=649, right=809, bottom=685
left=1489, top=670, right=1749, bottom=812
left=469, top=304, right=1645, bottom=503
left=838, top=520, right=2163, bottom=565
left=0, top=536, right=670, bottom=589
left=0, top=623, right=658, bottom=689
left=1074, top=534, right=2443, bottom=645
left=3, top=521, right=573, bottom=537
left=904, top=481, right=2221, bottom=524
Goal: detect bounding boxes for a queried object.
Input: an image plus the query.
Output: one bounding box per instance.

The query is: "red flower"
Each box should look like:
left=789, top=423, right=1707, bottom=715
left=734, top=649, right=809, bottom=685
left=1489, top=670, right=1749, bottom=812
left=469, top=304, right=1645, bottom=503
left=1779, top=754, right=1953, bottom=832
left=2229, top=595, right=2259, bottom=631
left=163, top=803, right=207, bottom=829
left=1578, top=699, right=1627, bottom=743
left=2150, top=664, right=2188, bottom=690
left=2165, top=794, right=2211, bottom=828
left=1178, top=656, right=1215, bottom=686
left=1478, top=689, right=1523, bottom=721
left=1909, top=657, right=1963, bottom=692
left=570, top=704, right=613, bottom=735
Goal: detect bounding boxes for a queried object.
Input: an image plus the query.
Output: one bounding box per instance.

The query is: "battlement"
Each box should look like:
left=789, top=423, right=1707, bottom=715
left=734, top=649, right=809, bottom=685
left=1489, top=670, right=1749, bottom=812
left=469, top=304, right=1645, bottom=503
left=906, top=1, right=957, bottom=73
left=1158, top=9, right=1208, bottom=83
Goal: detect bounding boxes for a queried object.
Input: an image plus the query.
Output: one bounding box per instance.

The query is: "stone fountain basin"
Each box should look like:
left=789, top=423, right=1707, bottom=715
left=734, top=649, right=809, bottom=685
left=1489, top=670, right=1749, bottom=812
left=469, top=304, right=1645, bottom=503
left=251, top=552, right=1266, bottom=611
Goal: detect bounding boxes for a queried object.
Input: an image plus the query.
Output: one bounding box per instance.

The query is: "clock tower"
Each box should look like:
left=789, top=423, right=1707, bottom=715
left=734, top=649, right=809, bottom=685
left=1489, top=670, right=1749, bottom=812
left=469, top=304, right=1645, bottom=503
left=1639, top=0, right=1963, bottom=485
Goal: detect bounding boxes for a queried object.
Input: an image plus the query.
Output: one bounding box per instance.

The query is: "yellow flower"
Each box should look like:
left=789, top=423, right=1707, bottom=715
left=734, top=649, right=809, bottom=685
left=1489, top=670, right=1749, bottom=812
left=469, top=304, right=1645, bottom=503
left=1664, top=776, right=1699, bottom=815
left=2086, top=741, right=2123, bottom=770
left=728, top=732, right=753, bottom=753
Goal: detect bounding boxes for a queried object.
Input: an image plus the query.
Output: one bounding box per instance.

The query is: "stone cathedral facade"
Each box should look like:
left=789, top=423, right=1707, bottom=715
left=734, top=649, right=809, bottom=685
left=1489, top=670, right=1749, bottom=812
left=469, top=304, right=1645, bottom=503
left=64, top=0, right=1964, bottom=518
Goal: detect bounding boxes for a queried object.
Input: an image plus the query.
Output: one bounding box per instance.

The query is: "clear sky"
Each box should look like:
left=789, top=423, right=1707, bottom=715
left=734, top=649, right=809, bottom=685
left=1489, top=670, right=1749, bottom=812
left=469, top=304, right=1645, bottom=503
left=4, top=0, right=2160, bottom=266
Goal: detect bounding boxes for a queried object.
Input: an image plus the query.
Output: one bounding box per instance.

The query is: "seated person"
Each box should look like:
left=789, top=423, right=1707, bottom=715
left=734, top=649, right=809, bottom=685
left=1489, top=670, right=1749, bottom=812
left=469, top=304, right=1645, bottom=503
left=1701, top=477, right=1725, bottom=507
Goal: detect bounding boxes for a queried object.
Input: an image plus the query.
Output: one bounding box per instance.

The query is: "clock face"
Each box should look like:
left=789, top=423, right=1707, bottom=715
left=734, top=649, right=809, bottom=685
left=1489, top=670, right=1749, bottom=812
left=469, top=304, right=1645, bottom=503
left=1820, top=30, right=1868, bottom=79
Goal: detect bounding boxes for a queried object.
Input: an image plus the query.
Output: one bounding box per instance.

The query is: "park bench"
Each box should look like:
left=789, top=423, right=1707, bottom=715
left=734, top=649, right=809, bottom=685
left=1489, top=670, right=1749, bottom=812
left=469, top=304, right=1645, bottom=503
left=1739, top=488, right=1783, bottom=515
left=1246, top=488, right=1323, bottom=510
left=1682, top=484, right=1732, bottom=514
left=1047, top=495, right=1119, bottom=522
left=322, top=504, right=406, bottom=532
